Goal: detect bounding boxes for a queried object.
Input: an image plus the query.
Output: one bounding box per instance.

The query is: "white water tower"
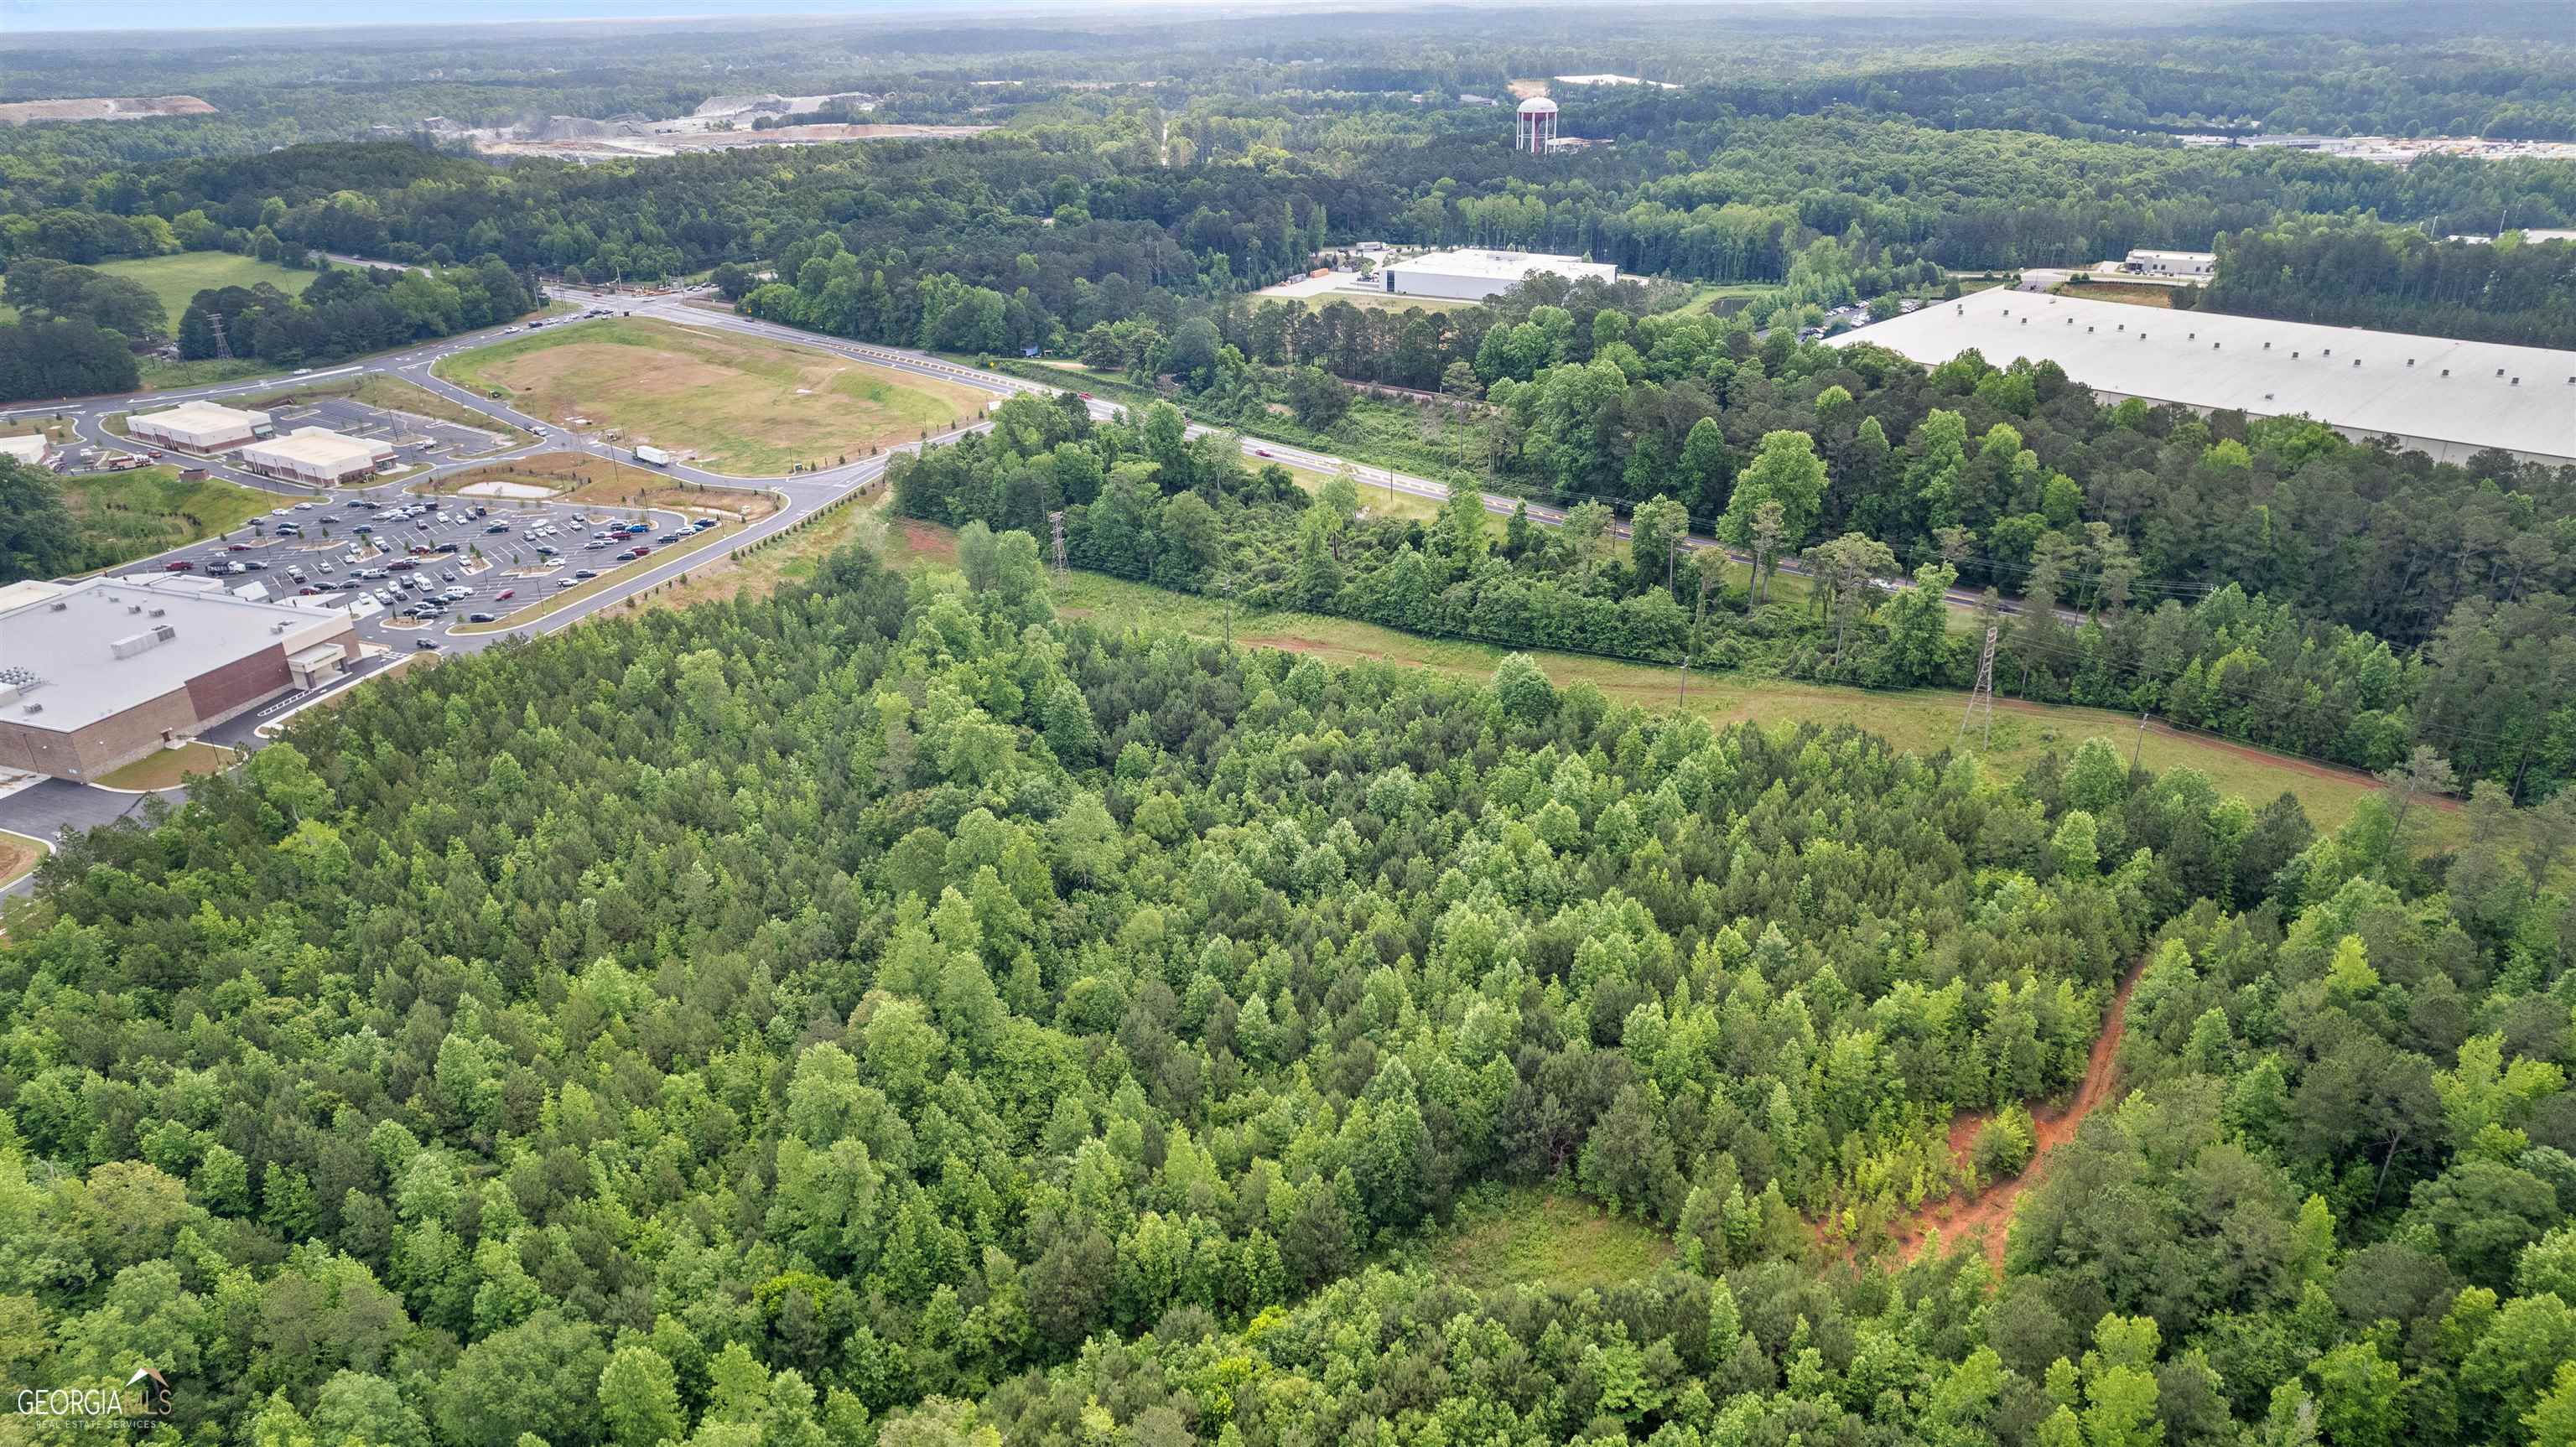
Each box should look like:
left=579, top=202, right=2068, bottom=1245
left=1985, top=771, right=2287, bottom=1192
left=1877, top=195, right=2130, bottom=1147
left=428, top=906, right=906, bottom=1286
left=1516, top=96, right=1558, bottom=153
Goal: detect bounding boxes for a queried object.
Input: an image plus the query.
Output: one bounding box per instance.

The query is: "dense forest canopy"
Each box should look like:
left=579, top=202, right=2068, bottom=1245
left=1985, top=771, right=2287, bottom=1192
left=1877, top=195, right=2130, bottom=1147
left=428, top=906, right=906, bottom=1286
left=3, top=7, right=2573, bottom=1446
left=3, top=541, right=2571, bottom=1446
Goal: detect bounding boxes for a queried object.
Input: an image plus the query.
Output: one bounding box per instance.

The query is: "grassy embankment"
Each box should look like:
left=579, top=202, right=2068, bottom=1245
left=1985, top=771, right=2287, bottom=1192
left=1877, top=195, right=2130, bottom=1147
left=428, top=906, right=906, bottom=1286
left=435, top=318, right=990, bottom=475
left=96, top=742, right=235, bottom=791
left=54, top=464, right=273, bottom=570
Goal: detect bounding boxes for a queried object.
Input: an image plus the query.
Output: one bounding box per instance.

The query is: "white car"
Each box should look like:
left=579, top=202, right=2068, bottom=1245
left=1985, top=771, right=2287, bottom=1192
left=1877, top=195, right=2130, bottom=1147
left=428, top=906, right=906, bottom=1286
left=294, top=501, right=316, bottom=511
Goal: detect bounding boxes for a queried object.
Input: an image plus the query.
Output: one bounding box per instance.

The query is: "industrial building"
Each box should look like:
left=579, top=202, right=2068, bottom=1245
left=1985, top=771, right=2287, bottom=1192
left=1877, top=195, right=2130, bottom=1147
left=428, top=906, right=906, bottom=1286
left=127, top=400, right=274, bottom=452
left=0, top=574, right=357, bottom=781
left=237, top=427, right=396, bottom=485
left=1380, top=248, right=1618, bottom=300
left=0, top=433, right=50, bottom=468
left=2122, top=248, right=2216, bottom=280
left=1831, top=288, right=2576, bottom=466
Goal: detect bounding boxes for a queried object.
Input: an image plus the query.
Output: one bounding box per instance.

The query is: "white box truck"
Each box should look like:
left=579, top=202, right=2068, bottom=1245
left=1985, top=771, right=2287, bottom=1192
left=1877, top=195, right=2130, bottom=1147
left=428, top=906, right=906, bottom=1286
left=633, top=444, right=671, bottom=468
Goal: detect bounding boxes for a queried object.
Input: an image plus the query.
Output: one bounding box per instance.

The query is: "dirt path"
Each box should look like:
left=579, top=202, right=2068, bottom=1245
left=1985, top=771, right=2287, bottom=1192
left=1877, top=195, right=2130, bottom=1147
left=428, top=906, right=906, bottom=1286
left=1861, top=957, right=2147, bottom=1274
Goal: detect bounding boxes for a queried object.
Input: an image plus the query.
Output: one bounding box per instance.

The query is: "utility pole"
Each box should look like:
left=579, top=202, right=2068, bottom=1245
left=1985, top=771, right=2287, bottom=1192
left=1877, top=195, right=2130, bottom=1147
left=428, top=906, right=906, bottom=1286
left=2132, top=708, right=2149, bottom=770
left=208, top=312, right=232, bottom=360
left=1047, top=511, right=1067, bottom=578
left=1959, top=621, right=1999, bottom=750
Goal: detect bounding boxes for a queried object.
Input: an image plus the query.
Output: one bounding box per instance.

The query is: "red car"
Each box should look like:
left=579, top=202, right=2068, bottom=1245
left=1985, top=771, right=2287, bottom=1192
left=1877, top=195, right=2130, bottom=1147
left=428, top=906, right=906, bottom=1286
left=164, top=559, right=194, bottom=571
left=227, top=543, right=252, bottom=552
left=1254, top=449, right=1271, bottom=458
left=495, top=589, right=515, bottom=601
left=631, top=546, right=651, bottom=558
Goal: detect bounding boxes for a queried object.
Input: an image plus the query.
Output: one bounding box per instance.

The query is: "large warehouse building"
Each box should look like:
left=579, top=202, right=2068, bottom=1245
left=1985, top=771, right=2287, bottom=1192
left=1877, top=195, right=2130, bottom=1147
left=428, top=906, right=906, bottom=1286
left=127, top=401, right=274, bottom=452
left=0, top=575, right=357, bottom=781
left=1832, top=288, right=2576, bottom=466
left=1380, top=249, right=1618, bottom=300
left=238, top=427, right=396, bottom=485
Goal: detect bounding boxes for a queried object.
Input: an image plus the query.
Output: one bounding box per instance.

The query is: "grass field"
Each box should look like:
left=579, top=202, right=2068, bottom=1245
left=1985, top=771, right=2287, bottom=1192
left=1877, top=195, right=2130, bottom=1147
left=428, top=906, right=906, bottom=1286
left=2052, top=278, right=2179, bottom=309
left=1406, top=1187, right=1674, bottom=1294
left=0, top=252, right=316, bottom=330
left=434, top=318, right=989, bottom=475
left=56, top=464, right=273, bottom=571
left=96, top=742, right=235, bottom=791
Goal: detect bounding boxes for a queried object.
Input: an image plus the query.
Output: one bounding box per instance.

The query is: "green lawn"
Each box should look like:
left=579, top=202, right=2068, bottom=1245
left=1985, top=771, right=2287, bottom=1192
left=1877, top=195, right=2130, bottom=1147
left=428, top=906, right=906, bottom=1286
left=0, top=252, right=315, bottom=330
left=55, top=465, right=275, bottom=572
left=435, top=318, right=989, bottom=475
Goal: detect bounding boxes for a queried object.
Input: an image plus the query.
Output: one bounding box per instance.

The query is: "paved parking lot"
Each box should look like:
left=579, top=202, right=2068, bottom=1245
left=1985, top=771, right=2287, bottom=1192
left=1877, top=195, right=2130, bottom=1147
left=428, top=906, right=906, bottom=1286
left=128, top=490, right=707, bottom=656
left=262, top=395, right=500, bottom=467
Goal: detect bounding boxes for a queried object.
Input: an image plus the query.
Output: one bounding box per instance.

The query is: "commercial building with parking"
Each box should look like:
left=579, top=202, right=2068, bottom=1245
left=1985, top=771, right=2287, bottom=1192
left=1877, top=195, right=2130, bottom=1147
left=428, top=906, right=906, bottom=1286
left=127, top=401, right=275, bottom=451
left=238, top=427, right=396, bottom=485
left=1379, top=248, right=1618, bottom=300
left=0, top=575, right=357, bottom=781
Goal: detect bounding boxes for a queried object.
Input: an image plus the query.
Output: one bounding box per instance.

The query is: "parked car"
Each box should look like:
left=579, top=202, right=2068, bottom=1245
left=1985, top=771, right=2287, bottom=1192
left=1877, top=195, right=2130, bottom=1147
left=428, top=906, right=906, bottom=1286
left=164, top=559, right=194, bottom=571
left=469, top=613, right=496, bottom=623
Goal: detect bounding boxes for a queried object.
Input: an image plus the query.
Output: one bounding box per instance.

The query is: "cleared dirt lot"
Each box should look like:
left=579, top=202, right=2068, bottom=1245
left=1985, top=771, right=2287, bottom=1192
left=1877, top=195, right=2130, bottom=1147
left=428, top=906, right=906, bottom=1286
left=434, top=319, right=988, bottom=475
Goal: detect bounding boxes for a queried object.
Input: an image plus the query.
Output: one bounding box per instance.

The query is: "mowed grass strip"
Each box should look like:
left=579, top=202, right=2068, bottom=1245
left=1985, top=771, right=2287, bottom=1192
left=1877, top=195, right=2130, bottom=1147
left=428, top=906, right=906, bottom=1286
left=434, top=318, right=989, bottom=475
left=875, top=521, right=2423, bottom=841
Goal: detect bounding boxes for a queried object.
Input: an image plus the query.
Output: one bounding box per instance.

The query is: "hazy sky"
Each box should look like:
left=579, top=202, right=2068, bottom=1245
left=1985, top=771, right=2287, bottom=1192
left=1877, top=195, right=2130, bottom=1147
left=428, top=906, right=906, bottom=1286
left=6, top=0, right=1383, bottom=34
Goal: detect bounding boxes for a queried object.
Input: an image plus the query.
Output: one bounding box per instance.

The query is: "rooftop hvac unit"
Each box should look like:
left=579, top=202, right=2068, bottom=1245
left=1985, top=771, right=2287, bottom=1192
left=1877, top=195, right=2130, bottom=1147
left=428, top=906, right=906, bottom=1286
left=48, top=600, right=66, bottom=612
left=20, top=703, right=39, bottom=715
left=2324, top=349, right=2332, bottom=356
left=147, top=608, right=165, bottom=618
left=2353, top=360, right=2360, bottom=367
left=128, top=604, right=142, bottom=614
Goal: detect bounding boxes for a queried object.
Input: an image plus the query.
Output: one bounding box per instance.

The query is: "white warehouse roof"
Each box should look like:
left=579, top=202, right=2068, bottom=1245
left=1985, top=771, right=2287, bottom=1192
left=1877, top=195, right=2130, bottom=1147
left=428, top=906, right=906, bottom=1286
left=242, top=427, right=388, bottom=475
left=1393, top=249, right=1615, bottom=283
left=1832, top=288, right=2576, bottom=465
left=0, top=575, right=340, bottom=734
left=132, top=400, right=269, bottom=438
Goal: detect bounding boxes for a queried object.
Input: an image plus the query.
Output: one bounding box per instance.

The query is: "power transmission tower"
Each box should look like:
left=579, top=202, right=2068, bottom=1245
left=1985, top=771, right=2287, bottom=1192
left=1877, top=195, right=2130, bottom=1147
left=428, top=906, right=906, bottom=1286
left=208, top=312, right=232, bottom=360
left=1047, top=511, right=1067, bottom=577
left=1958, top=622, right=1998, bottom=749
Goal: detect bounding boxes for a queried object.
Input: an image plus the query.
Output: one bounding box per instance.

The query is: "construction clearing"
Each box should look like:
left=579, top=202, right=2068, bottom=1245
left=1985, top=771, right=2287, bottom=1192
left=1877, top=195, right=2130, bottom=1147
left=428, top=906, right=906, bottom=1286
left=433, top=318, right=989, bottom=475
left=0, top=95, right=216, bottom=126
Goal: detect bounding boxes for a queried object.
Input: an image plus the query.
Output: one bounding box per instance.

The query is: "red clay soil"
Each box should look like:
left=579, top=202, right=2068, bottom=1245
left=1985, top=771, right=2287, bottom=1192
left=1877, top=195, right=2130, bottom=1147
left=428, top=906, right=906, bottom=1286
left=1855, top=957, right=2148, bottom=1275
